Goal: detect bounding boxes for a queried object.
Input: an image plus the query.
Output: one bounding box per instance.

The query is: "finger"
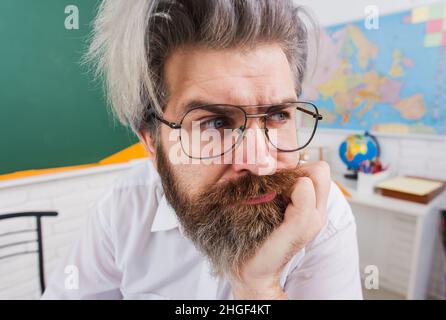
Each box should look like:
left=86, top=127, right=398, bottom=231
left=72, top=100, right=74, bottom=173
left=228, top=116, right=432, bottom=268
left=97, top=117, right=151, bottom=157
left=295, top=161, right=331, bottom=212
left=286, top=176, right=316, bottom=219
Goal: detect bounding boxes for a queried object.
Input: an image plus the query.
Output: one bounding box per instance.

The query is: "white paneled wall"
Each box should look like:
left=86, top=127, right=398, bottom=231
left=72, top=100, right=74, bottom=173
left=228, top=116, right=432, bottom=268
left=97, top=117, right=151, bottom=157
left=0, top=162, right=138, bottom=299
left=312, top=130, right=446, bottom=180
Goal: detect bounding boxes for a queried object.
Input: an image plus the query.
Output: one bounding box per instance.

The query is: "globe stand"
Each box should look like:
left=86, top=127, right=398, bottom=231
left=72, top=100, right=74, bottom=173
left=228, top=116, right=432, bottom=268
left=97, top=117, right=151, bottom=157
left=344, top=169, right=358, bottom=180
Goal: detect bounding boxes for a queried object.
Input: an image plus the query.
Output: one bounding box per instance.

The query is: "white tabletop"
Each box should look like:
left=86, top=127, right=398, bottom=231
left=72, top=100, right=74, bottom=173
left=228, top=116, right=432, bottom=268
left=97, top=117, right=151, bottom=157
left=332, top=173, right=446, bottom=217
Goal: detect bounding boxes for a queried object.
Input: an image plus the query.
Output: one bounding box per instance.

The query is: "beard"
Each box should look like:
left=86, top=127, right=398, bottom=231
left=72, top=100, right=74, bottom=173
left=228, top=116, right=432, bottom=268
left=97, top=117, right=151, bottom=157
left=156, top=144, right=301, bottom=278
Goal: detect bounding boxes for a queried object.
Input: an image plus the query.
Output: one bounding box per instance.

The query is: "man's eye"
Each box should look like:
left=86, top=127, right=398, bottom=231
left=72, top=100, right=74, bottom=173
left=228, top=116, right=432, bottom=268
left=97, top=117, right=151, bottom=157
left=201, top=117, right=230, bottom=130
left=268, top=112, right=290, bottom=122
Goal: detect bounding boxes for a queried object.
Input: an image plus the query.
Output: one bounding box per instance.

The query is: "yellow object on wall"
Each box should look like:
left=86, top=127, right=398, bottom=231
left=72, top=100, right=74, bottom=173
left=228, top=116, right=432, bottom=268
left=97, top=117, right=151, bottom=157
left=0, top=143, right=149, bottom=182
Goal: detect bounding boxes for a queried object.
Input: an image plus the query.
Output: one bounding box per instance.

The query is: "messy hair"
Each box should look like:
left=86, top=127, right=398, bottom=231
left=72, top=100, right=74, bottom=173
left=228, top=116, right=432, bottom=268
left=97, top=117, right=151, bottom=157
left=85, top=0, right=316, bottom=141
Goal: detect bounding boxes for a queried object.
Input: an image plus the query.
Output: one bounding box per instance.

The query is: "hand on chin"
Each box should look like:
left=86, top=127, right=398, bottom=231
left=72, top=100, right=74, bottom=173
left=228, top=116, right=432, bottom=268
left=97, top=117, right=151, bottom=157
left=229, top=161, right=331, bottom=300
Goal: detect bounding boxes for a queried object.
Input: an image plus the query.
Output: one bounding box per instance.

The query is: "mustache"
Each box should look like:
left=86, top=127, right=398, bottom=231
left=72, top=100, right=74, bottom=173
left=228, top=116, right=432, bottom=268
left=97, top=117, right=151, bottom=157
left=193, top=168, right=302, bottom=208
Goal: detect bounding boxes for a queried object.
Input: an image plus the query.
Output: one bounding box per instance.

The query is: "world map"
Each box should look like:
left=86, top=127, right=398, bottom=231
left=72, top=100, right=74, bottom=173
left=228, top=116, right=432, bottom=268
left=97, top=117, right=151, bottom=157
left=302, top=2, right=446, bottom=135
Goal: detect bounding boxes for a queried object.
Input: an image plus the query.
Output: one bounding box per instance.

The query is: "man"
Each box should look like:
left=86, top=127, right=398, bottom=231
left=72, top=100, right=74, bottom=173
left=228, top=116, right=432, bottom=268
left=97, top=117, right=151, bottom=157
left=43, top=0, right=362, bottom=299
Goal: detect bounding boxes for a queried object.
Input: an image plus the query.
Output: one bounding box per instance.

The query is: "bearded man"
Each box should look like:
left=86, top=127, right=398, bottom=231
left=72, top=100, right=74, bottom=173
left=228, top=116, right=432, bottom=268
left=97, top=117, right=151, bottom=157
left=43, top=0, right=362, bottom=300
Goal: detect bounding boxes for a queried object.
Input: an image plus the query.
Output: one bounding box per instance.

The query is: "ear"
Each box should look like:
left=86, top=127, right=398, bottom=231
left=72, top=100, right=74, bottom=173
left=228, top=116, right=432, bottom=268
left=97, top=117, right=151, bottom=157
left=139, top=130, right=158, bottom=169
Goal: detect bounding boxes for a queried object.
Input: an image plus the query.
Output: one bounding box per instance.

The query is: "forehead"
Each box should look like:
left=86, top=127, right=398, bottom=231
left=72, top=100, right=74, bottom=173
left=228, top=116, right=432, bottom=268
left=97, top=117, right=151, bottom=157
left=163, top=43, right=297, bottom=117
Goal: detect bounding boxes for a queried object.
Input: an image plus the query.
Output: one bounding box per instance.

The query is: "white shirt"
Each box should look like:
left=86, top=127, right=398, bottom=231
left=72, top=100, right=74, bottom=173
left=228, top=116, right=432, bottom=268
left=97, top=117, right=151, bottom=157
left=42, top=159, right=363, bottom=300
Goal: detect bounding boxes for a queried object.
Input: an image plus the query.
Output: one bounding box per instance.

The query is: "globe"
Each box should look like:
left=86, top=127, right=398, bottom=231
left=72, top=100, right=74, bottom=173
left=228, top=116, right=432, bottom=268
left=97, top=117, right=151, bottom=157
left=339, top=132, right=379, bottom=172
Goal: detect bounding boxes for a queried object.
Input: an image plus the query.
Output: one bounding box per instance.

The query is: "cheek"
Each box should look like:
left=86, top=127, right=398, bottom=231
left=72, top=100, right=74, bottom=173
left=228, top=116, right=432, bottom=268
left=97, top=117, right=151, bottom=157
left=160, top=126, right=176, bottom=150
left=276, top=151, right=300, bottom=169
left=159, top=126, right=227, bottom=195
left=172, top=163, right=226, bottom=196
left=159, top=126, right=185, bottom=166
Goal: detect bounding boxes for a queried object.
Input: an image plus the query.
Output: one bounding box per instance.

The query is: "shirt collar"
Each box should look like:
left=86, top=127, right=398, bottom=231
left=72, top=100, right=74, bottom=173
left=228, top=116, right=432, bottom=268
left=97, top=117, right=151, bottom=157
left=151, top=194, right=181, bottom=232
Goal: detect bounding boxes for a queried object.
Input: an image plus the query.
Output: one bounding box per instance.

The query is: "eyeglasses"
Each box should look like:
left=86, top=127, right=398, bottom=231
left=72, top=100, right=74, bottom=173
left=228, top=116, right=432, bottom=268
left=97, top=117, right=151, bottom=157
left=151, top=101, right=323, bottom=159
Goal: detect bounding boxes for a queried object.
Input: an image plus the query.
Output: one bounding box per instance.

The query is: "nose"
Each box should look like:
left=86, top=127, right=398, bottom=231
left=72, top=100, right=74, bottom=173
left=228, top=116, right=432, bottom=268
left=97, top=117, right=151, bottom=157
left=230, top=119, right=278, bottom=175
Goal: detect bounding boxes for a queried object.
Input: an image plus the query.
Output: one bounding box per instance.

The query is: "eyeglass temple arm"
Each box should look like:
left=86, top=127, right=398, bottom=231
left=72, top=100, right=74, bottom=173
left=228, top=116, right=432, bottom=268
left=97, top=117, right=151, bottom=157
left=296, top=106, right=323, bottom=120
left=153, top=113, right=181, bottom=129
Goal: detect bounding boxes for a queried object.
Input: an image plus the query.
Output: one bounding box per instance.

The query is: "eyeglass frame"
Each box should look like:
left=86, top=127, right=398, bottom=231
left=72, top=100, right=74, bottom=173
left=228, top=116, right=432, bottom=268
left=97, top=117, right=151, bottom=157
left=149, top=101, right=323, bottom=159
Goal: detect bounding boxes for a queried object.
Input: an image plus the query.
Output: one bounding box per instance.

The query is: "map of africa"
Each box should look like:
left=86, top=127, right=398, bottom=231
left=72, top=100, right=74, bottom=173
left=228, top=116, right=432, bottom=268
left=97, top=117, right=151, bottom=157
left=302, top=2, right=446, bottom=135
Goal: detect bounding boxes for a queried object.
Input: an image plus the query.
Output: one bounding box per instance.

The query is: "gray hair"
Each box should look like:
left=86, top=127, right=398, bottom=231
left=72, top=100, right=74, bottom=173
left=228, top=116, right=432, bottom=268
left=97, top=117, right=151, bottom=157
left=85, top=0, right=317, bottom=140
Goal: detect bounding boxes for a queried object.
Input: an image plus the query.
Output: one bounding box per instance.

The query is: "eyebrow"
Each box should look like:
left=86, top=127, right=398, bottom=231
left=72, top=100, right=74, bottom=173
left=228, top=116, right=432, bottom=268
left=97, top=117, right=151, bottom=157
left=181, top=97, right=298, bottom=113
left=183, top=100, right=212, bottom=112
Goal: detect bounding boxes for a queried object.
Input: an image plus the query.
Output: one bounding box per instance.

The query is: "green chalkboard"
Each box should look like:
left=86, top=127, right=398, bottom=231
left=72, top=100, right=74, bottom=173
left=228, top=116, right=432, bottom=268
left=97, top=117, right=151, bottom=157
left=0, top=0, right=138, bottom=175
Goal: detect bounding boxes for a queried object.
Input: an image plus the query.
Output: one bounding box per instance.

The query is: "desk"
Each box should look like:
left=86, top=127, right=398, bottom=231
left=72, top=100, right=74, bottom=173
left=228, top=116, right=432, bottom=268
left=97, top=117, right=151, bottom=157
left=334, top=173, right=446, bottom=299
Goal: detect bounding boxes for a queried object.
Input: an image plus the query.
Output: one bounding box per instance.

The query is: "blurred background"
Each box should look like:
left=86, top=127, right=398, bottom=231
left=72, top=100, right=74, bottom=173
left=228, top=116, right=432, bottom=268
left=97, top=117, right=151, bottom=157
left=0, top=0, right=445, bottom=299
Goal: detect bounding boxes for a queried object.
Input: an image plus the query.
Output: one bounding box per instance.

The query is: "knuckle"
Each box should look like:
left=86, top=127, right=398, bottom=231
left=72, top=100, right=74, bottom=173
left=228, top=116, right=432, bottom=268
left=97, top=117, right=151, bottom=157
left=314, top=161, right=331, bottom=175
left=290, top=176, right=313, bottom=197
left=291, top=176, right=314, bottom=198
